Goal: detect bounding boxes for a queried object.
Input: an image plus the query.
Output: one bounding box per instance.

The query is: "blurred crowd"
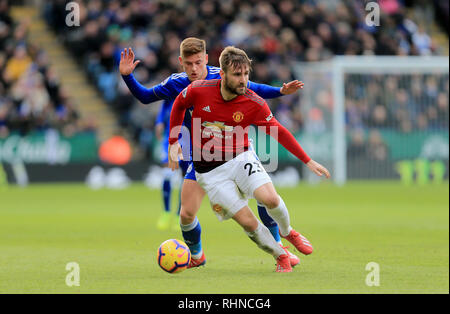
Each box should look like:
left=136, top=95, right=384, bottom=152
left=41, top=0, right=448, bottom=156
left=346, top=74, right=449, bottom=133
left=0, top=0, right=446, bottom=160
left=346, top=73, right=449, bottom=160
left=0, top=0, right=95, bottom=138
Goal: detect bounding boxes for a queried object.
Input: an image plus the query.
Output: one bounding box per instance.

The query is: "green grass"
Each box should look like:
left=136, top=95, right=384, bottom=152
left=0, top=182, right=448, bottom=293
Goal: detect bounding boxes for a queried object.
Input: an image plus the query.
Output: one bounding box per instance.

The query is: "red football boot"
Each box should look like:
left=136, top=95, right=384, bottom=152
left=281, top=245, right=300, bottom=267
left=275, top=253, right=292, bottom=273
left=281, top=230, right=313, bottom=255
left=188, top=251, right=206, bottom=268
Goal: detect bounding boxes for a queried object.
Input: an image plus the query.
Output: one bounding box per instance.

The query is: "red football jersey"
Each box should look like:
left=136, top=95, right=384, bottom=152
left=169, top=79, right=310, bottom=172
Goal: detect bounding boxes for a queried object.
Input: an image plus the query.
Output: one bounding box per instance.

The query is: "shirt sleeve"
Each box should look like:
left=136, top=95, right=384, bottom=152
left=247, top=81, right=282, bottom=99
left=254, top=102, right=311, bottom=164
left=122, top=73, right=172, bottom=104
left=169, top=85, right=193, bottom=145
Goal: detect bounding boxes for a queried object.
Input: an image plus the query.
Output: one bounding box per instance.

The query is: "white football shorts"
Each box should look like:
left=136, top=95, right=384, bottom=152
left=195, top=150, right=272, bottom=221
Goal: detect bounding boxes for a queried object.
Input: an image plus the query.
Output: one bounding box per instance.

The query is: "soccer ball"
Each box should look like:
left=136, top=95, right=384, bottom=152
left=157, top=239, right=191, bottom=273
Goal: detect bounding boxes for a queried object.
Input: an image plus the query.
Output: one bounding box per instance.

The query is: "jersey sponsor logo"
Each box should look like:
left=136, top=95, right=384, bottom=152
left=201, top=121, right=234, bottom=132
left=202, top=106, right=211, bottom=112
left=266, top=113, right=273, bottom=121
left=232, top=111, right=244, bottom=123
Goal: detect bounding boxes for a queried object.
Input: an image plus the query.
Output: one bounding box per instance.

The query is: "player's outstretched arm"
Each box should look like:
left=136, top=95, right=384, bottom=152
left=120, top=47, right=168, bottom=104
left=271, top=123, right=331, bottom=179
left=119, top=47, right=140, bottom=76
left=248, top=80, right=304, bottom=99
left=255, top=101, right=330, bottom=179
left=272, top=123, right=330, bottom=179
left=280, top=80, right=304, bottom=95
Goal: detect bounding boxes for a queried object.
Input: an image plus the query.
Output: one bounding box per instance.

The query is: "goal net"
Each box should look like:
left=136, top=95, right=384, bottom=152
left=294, top=56, right=449, bottom=185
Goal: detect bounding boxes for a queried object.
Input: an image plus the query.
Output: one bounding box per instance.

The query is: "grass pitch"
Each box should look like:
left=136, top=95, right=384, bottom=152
left=0, top=182, right=448, bottom=294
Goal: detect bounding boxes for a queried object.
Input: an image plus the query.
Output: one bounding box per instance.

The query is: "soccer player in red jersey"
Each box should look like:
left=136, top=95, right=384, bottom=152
left=168, top=46, right=330, bottom=272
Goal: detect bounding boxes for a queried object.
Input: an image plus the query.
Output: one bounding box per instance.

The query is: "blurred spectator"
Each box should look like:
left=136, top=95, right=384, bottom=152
left=367, top=130, right=389, bottom=161
left=3, top=45, right=31, bottom=82
left=345, top=73, right=449, bottom=135
left=347, top=129, right=367, bottom=158
left=412, top=24, right=432, bottom=55
left=40, top=0, right=448, bottom=156
left=0, top=2, right=94, bottom=137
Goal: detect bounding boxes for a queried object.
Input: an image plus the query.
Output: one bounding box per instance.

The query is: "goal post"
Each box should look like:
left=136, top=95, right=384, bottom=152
left=294, top=56, right=449, bottom=185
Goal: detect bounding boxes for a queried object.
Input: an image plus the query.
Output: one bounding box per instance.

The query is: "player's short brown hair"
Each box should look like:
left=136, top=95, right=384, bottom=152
left=219, top=46, right=252, bottom=73
left=180, top=37, right=206, bottom=58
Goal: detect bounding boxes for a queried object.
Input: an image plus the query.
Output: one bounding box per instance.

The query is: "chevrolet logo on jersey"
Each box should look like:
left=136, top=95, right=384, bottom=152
left=201, top=121, right=234, bottom=132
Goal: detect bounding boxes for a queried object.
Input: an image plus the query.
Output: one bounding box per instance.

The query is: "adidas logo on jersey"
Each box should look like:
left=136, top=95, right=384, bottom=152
left=202, top=106, right=211, bottom=112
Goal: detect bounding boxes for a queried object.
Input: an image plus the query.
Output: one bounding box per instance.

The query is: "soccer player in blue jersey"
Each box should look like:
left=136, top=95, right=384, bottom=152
left=119, top=37, right=305, bottom=267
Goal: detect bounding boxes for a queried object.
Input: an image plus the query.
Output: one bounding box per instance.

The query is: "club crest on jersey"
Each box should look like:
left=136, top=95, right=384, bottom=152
left=212, top=204, right=223, bottom=215
left=266, top=113, right=273, bottom=121
left=232, top=111, right=244, bottom=123
left=182, top=88, right=188, bottom=98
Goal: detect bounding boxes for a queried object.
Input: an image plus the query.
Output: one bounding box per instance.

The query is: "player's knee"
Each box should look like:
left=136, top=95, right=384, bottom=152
left=180, top=207, right=196, bottom=224
left=261, top=194, right=280, bottom=209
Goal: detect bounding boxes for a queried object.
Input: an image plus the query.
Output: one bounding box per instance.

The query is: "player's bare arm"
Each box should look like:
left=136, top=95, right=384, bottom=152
left=256, top=99, right=330, bottom=179
left=119, top=47, right=141, bottom=75
left=280, top=80, right=304, bottom=95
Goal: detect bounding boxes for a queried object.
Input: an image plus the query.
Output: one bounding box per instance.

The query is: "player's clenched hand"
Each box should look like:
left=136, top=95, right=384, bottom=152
left=306, top=159, right=331, bottom=179
left=119, top=47, right=141, bottom=75
left=280, top=80, right=304, bottom=95
left=168, top=142, right=183, bottom=171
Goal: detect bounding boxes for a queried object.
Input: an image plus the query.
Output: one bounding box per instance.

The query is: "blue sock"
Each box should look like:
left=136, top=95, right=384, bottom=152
left=181, top=217, right=203, bottom=258
left=162, top=179, right=171, bottom=212
left=257, top=203, right=281, bottom=243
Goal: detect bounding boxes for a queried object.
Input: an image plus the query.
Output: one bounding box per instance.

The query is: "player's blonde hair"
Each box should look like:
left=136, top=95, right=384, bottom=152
left=219, top=46, right=252, bottom=73
left=180, top=37, right=206, bottom=58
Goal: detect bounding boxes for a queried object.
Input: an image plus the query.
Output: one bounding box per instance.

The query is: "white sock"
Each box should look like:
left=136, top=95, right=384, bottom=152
left=246, top=221, right=285, bottom=258
left=266, top=196, right=292, bottom=237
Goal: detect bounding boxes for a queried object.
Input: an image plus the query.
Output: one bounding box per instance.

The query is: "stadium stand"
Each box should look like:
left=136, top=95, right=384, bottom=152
left=2, top=0, right=448, bottom=162
left=0, top=1, right=97, bottom=139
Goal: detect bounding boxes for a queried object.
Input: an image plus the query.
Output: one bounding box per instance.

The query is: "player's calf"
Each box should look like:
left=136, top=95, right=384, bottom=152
left=244, top=219, right=286, bottom=259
